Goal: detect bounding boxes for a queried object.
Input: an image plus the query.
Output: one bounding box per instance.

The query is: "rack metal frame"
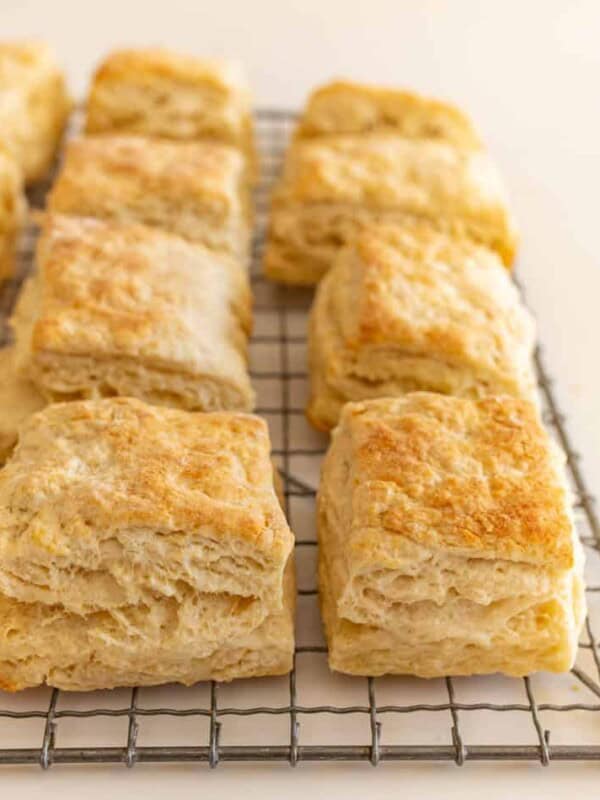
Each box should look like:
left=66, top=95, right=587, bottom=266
left=0, top=109, right=598, bottom=768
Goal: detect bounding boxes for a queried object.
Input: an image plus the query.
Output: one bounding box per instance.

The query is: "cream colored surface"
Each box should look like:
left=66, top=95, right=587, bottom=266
left=265, top=134, right=517, bottom=285
left=308, top=221, right=536, bottom=430
left=0, top=147, right=26, bottom=281
left=0, top=397, right=295, bottom=690
left=47, top=134, right=251, bottom=260
left=12, top=214, right=255, bottom=411
left=0, top=41, right=71, bottom=184
left=318, top=395, right=584, bottom=677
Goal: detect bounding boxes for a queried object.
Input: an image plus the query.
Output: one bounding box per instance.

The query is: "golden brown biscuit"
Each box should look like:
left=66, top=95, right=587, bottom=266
left=85, top=48, right=257, bottom=174
left=47, top=135, right=251, bottom=261
left=0, top=41, right=71, bottom=184
left=13, top=214, right=255, bottom=411
left=318, top=394, right=585, bottom=678
left=0, top=147, right=26, bottom=281
left=264, top=135, right=517, bottom=285
left=0, top=397, right=295, bottom=690
left=308, top=221, right=536, bottom=430
left=296, top=80, right=482, bottom=148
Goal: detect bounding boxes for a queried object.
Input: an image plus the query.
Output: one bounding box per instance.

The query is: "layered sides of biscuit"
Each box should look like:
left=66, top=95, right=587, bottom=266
left=307, top=221, right=536, bottom=430
left=0, top=398, right=295, bottom=690
left=47, top=134, right=252, bottom=261
left=295, top=80, right=482, bottom=148
left=0, top=41, right=71, bottom=184
left=85, top=47, right=257, bottom=173
left=7, top=214, right=254, bottom=423
left=0, top=148, right=26, bottom=281
left=318, top=394, right=585, bottom=678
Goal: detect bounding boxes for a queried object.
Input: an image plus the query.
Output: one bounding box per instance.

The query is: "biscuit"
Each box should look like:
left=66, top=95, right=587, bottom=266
left=13, top=214, right=255, bottom=412
left=47, top=135, right=251, bottom=261
left=264, top=135, right=517, bottom=285
left=0, top=41, right=70, bottom=183
left=318, top=394, right=585, bottom=677
left=296, top=80, right=481, bottom=148
left=85, top=48, right=257, bottom=174
left=308, top=221, right=536, bottom=430
left=0, top=398, right=295, bottom=690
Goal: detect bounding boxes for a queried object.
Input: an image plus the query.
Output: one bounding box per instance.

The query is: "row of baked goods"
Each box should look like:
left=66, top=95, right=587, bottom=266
left=0, top=46, right=296, bottom=690
left=0, top=43, right=585, bottom=689
left=268, top=82, right=585, bottom=677
left=0, top=46, right=261, bottom=451
left=0, top=43, right=256, bottom=281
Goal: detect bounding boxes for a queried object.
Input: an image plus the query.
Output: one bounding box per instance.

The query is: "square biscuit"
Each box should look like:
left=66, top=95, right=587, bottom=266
left=308, top=221, right=536, bottom=430
left=13, top=214, right=255, bottom=412
left=0, top=397, right=295, bottom=690
left=0, top=41, right=71, bottom=184
left=264, top=134, right=517, bottom=285
left=318, top=394, right=585, bottom=678
left=296, top=80, right=482, bottom=148
left=85, top=48, right=257, bottom=172
left=47, top=135, right=251, bottom=261
left=0, top=148, right=26, bottom=281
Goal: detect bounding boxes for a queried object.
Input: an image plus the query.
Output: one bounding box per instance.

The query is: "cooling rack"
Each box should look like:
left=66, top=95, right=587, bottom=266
left=0, top=109, right=599, bottom=769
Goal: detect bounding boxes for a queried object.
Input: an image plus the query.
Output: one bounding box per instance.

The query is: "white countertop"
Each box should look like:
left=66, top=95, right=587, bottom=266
left=2, top=0, right=600, bottom=795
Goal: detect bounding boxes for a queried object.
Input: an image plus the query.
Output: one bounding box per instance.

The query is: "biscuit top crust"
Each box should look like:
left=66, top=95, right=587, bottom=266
left=331, top=221, right=534, bottom=379
left=297, top=80, right=481, bottom=149
left=330, top=394, right=574, bottom=569
left=47, top=135, right=248, bottom=224
left=90, top=47, right=250, bottom=99
left=29, top=213, right=251, bottom=369
left=0, top=397, right=292, bottom=560
left=275, top=134, right=508, bottom=211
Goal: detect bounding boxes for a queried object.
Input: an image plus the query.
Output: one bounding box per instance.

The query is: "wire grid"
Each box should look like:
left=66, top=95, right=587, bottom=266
left=0, top=109, right=599, bottom=769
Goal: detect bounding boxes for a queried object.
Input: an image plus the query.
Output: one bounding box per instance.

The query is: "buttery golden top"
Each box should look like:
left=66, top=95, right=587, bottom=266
left=327, top=394, right=574, bottom=569
left=47, top=134, right=249, bottom=226
left=0, top=397, right=292, bottom=560
left=276, top=134, right=506, bottom=210
left=89, top=47, right=250, bottom=97
left=297, top=80, right=482, bottom=148
left=27, top=213, right=251, bottom=372
left=329, top=221, right=534, bottom=382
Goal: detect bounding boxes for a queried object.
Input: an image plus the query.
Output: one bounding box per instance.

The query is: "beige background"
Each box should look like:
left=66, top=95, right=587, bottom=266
left=3, top=0, right=600, bottom=796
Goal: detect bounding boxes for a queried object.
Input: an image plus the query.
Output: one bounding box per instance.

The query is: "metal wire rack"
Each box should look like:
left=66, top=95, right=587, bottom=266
left=0, top=109, right=599, bottom=768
